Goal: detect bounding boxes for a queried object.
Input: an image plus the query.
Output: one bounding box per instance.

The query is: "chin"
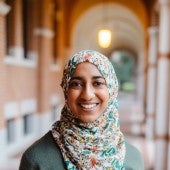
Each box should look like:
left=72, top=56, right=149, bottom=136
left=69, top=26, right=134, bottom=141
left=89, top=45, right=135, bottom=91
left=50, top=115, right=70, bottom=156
left=79, top=116, right=98, bottom=123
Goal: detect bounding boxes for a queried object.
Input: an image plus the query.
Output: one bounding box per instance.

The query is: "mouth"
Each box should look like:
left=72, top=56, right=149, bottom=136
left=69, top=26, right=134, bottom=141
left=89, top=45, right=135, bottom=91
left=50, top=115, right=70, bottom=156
left=79, top=103, right=98, bottom=110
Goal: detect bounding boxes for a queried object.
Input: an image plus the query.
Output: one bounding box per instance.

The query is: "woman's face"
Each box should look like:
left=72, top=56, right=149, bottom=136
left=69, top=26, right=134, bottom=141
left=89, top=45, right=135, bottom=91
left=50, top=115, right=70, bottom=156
left=67, top=62, right=109, bottom=123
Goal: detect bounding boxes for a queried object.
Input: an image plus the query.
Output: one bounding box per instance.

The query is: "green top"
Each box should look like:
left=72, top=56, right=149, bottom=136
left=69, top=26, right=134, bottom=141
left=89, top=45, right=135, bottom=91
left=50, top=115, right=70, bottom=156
left=19, top=131, right=144, bottom=170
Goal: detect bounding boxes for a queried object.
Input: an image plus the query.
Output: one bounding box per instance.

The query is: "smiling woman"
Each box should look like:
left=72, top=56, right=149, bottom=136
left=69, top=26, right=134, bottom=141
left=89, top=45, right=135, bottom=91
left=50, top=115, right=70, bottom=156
left=19, top=50, right=144, bottom=170
left=67, top=62, right=109, bottom=123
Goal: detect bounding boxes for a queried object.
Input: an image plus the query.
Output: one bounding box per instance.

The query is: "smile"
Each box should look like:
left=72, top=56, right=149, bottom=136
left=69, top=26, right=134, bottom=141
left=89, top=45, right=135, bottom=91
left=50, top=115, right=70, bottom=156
left=79, top=103, right=98, bottom=109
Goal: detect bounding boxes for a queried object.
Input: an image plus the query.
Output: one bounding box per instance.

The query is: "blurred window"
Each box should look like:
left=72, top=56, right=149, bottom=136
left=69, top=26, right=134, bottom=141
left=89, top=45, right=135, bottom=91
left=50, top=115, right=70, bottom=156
left=7, top=118, right=15, bottom=143
left=6, top=0, right=15, bottom=55
left=22, top=0, right=29, bottom=58
left=51, top=105, right=58, bottom=121
left=23, top=114, right=33, bottom=135
left=22, top=0, right=39, bottom=60
left=52, top=1, right=58, bottom=64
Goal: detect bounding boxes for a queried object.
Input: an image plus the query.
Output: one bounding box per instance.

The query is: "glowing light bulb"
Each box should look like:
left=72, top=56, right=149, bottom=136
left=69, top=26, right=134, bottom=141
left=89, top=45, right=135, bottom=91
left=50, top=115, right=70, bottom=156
left=98, top=29, right=111, bottom=48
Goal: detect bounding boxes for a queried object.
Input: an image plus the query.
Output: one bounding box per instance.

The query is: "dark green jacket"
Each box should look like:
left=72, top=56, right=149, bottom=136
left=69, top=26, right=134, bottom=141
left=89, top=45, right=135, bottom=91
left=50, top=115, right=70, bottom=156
left=19, top=131, right=144, bottom=170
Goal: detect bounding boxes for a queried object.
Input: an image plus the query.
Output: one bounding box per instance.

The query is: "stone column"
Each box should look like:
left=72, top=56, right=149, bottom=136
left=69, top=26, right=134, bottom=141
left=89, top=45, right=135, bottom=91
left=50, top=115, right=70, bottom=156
left=155, top=0, right=170, bottom=170
left=168, top=113, right=170, bottom=170
left=0, top=1, right=11, bottom=124
left=145, top=27, right=158, bottom=140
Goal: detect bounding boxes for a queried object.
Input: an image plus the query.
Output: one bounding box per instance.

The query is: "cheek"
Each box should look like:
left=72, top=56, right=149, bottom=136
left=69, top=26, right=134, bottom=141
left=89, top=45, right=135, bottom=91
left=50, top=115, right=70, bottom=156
left=98, top=89, right=109, bottom=103
left=67, top=90, right=79, bottom=104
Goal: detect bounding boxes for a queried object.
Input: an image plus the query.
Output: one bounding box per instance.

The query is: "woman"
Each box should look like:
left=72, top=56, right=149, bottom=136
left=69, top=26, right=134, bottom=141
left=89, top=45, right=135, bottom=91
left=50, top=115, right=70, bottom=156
left=19, top=50, right=144, bottom=170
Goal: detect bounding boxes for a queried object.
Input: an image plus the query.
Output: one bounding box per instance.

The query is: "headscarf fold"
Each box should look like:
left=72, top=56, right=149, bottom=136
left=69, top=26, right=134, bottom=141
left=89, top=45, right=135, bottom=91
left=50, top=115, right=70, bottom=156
left=52, top=50, right=126, bottom=170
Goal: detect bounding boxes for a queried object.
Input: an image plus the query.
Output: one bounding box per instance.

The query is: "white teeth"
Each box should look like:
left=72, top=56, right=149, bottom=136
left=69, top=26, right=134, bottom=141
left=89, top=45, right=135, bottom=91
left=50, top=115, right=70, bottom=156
left=80, top=104, right=97, bottom=109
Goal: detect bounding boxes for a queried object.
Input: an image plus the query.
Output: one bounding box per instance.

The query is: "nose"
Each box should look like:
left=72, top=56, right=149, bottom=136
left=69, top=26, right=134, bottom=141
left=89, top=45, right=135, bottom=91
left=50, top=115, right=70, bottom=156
left=80, top=84, right=95, bottom=100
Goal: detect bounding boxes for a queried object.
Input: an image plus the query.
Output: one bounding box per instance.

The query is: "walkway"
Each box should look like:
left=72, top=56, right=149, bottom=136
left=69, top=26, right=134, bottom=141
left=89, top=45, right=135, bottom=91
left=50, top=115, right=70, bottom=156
left=119, top=92, right=155, bottom=170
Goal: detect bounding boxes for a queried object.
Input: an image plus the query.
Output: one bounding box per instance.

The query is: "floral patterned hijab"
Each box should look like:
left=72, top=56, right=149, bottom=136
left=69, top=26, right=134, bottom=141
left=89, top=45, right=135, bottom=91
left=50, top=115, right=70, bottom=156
left=52, top=50, right=126, bottom=170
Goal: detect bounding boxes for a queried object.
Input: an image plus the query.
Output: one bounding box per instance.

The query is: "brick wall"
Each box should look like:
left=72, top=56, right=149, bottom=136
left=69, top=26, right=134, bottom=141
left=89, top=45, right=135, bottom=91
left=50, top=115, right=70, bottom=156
left=0, top=0, right=64, bottom=131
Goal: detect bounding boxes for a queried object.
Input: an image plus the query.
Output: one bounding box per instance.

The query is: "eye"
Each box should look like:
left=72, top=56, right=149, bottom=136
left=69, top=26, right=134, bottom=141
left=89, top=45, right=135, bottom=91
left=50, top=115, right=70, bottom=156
left=69, top=81, right=83, bottom=88
left=93, top=81, right=106, bottom=87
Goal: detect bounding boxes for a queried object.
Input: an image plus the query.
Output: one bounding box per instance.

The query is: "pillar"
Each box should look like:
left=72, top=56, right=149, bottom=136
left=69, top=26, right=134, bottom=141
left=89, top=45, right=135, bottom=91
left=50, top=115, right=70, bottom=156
left=155, top=0, right=170, bottom=170
left=168, top=112, right=170, bottom=170
left=0, top=1, right=11, bottom=128
left=146, top=27, right=158, bottom=139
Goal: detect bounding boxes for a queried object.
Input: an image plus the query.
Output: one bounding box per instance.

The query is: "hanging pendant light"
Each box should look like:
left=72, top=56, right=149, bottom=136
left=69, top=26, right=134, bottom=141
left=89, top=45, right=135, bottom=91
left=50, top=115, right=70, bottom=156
left=98, top=29, right=111, bottom=48
left=98, top=2, right=112, bottom=48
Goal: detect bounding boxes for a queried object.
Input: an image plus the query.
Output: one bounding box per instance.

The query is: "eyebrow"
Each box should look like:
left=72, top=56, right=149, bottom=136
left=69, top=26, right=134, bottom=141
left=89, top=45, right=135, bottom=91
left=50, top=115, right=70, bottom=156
left=70, top=76, right=104, bottom=80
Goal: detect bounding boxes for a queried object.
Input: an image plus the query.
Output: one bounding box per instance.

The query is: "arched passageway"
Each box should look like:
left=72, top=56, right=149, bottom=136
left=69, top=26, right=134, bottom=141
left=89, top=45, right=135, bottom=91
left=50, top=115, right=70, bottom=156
left=71, top=1, right=146, bottom=136
left=1, top=0, right=170, bottom=170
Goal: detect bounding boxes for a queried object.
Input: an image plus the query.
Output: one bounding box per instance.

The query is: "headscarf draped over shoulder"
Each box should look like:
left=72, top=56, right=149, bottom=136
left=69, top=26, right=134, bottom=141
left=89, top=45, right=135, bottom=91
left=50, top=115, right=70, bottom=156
left=52, top=50, right=126, bottom=170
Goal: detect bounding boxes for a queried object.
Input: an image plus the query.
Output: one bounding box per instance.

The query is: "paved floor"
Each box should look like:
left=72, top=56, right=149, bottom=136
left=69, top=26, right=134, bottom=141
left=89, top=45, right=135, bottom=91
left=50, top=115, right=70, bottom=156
left=118, top=92, right=155, bottom=170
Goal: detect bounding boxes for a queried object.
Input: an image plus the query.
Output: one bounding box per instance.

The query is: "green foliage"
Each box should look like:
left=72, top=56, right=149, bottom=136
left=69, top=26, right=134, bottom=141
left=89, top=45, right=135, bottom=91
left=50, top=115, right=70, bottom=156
left=111, top=52, right=135, bottom=92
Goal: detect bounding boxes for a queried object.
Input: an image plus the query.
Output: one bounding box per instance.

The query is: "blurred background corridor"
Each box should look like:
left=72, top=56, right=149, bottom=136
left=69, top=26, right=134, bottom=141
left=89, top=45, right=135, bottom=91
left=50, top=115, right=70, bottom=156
left=0, top=0, right=170, bottom=169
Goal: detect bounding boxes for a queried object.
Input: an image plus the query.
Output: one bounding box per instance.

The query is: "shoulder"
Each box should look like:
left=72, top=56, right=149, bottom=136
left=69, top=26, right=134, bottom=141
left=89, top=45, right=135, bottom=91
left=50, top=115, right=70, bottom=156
left=124, top=141, right=144, bottom=170
left=19, top=131, right=66, bottom=170
left=22, top=131, right=58, bottom=157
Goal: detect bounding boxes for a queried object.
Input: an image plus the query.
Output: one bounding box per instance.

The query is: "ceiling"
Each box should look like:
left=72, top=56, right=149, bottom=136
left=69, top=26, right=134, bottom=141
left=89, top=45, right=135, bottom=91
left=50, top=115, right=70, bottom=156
left=71, top=3, right=146, bottom=55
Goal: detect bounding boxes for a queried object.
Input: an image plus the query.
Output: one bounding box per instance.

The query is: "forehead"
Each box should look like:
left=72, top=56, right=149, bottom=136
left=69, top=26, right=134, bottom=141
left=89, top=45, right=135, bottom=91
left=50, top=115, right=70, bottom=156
left=72, top=62, right=103, bottom=77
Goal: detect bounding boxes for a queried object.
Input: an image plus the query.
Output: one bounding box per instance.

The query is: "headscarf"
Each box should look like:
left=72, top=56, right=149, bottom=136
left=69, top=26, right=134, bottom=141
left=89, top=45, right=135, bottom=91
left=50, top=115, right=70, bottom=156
left=52, top=50, right=126, bottom=170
